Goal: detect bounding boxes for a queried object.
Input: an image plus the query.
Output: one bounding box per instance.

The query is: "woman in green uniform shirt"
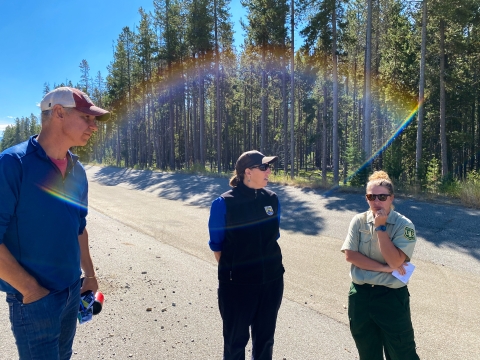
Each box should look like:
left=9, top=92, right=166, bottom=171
left=341, top=171, right=420, bottom=360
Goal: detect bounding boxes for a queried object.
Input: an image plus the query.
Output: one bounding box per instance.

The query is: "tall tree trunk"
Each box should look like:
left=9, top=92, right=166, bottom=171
left=169, top=88, right=175, bottom=170
left=185, top=92, right=190, bottom=168
left=322, top=88, right=327, bottom=187
left=344, top=72, right=349, bottom=182
left=332, top=0, right=339, bottom=184
left=290, top=0, right=295, bottom=178
left=249, top=73, right=253, bottom=150
left=193, top=79, right=198, bottom=163
left=283, top=54, right=288, bottom=173
left=475, top=67, right=480, bottom=171
left=116, top=124, right=121, bottom=167
left=363, top=0, right=373, bottom=159
left=416, top=0, right=427, bottom=184
left=261, top=49, right=267, bottom=153
left=243, top=84, right=247, bottom=152
left=225, top=106, right=230, bottom=169
left=199, top=60, right=205, bottom=166
left=374, top=9, right=382, bottom=167
left=439, top=18, right=448, bottom=177
left=353, top=56, right=358, bottom=157
left=215, top=0, right=221, bottom=172
left=316, top=106, right=321, bottom=168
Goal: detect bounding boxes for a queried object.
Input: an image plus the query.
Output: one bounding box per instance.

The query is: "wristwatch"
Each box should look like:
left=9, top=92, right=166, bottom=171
left=375, top=225, right=387, bottom=232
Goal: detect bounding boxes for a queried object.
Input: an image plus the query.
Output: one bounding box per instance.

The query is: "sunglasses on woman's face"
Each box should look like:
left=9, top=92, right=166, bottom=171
left=250, top=163, right=270, bottom=171
left=365, top=194, right=390, bottom=201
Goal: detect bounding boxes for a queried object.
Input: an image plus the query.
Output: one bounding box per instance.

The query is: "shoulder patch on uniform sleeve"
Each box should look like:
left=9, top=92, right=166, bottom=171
left=404, top=226, right=415, bottom=241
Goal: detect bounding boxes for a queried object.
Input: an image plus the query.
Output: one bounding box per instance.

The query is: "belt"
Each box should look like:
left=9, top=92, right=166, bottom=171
left=355, top=282, right=405, bottom=290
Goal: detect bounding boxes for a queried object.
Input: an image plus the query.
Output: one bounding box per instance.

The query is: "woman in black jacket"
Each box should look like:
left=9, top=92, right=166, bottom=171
left=208, top=150, right=284, bottom=360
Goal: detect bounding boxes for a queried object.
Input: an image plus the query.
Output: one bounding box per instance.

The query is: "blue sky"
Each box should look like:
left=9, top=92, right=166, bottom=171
left=0, top=0, right=246, bottom=133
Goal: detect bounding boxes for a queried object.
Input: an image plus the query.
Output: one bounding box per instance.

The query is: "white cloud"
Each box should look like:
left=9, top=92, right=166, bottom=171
left=0, top=124, right=13, bottom=132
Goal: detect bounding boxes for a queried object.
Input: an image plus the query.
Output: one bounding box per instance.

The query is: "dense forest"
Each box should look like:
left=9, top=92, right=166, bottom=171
left=2, top=0, right=480, bottom=191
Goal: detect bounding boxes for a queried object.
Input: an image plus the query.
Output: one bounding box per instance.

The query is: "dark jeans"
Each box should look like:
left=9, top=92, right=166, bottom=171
left=6, top=278, right=81, bottom=360
left=348, top=282, right=420, bottom=360
left=218, top=276, right=284, bottom=360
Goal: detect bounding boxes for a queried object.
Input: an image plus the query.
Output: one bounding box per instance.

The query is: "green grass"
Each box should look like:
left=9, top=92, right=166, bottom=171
left=459, top=182, right=480, bottom=208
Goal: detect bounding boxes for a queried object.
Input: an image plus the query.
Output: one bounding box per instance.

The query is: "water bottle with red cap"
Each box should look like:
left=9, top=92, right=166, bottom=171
left=78, top=278, right=105, bottom=324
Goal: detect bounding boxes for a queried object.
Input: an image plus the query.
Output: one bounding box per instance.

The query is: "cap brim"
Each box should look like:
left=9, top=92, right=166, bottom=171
left=262, top=156, right=278, bottom=164
left=76, top=106, right=111, bottom=121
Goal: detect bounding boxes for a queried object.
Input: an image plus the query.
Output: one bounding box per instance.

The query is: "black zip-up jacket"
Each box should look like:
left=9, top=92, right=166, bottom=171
left=218, top=182, right=284, bottom=284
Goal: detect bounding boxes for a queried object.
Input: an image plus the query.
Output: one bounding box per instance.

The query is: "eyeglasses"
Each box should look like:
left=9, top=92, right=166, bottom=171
left=366, top=194, right=391, bottom=201
left=250, top=163, right=270, bottom=171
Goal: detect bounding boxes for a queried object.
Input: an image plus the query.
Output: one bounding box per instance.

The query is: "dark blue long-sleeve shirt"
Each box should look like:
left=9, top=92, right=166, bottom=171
left=0, top=136, right=87, bottom=293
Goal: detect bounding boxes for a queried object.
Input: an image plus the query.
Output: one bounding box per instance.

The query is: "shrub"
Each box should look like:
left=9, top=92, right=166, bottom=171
left=458, top=171, right=480, bottom=208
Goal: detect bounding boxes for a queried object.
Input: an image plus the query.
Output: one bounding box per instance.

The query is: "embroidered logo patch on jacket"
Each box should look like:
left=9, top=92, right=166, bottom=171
left=264, top=206, right=274, bottom=216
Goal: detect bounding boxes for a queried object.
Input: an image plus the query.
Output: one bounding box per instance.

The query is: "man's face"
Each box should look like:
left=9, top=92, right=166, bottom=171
left=62, top=108, right=98, bottom=147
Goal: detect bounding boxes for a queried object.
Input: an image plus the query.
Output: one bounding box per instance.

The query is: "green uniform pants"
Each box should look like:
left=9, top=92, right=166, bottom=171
left=348, top=282, right=420, bottom=360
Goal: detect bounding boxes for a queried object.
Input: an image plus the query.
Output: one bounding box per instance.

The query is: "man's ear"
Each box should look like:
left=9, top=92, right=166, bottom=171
left=52, top=104, right=65, bottom=119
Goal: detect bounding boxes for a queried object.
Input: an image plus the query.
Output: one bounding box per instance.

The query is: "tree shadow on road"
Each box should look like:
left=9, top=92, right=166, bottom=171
left=89, top=166, right=325, bottom=236
left=269, top=185, right=325, bottom=236
left=89, top=166, right=226, bottom=206
left=89, top=166, right=480, bottom=260
left=323, top=191, right=480, bottom=261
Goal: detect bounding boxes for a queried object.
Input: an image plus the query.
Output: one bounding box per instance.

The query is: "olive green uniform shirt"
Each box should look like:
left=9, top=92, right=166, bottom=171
left=341, top=210, right=417, bottom=288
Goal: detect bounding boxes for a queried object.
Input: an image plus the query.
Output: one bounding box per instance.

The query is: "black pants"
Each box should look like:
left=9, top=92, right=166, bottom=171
left=218, top=276, right=284, bottom=360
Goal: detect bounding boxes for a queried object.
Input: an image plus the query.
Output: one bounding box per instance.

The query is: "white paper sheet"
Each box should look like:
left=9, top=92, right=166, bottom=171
left=392, top=262, right=415, bottom=284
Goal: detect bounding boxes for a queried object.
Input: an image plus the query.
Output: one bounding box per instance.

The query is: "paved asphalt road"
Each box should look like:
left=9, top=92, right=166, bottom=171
left=1, top=165, right=479, bottom=359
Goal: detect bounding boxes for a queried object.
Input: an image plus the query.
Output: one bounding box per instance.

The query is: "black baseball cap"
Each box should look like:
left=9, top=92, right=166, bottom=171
left=235, top=150, right=278, bottom=174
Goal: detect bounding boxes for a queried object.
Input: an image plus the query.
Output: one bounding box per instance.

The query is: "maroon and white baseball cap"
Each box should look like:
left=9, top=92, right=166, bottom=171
left=40, top=87, right=110, bottom=121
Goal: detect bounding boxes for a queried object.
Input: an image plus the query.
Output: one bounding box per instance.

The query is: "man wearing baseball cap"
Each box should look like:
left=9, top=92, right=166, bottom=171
left=0, top=87, right=109, bottom=359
